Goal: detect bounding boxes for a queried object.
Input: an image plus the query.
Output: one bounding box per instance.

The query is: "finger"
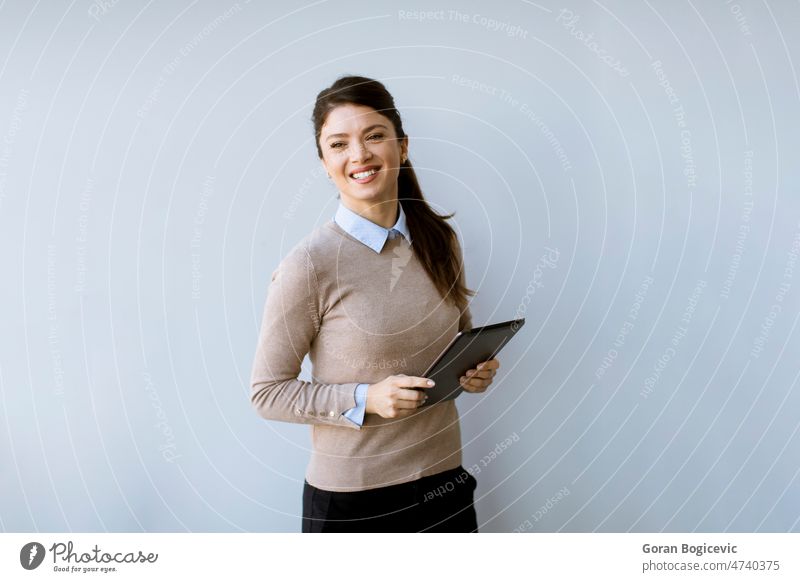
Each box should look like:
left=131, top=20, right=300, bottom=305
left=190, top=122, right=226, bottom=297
left=394, top=398, right=425, bottom=410
left=394, top=375, right=435, bottom=389
left=476, top=359, right=500, bottom=371
left=384, top=407, right=416, bottom=419
left=397, top=388, right=429, bottom=402
left=460, top=376, right=489, bottom=392
left=465, top=369, right=493, bottom=380
left=469, top=377, right=490, bottom=389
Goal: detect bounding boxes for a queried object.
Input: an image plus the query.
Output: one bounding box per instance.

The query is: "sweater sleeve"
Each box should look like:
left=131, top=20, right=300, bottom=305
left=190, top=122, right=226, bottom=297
left=249, top=243, right=362, bottom=429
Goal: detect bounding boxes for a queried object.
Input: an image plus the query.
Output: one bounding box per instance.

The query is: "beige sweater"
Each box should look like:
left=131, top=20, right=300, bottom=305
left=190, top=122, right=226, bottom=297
left=250, top=219, right=472, bottom=492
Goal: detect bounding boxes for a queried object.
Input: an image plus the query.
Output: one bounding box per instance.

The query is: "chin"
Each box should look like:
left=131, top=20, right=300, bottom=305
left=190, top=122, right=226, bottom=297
left=344, top=185, right=383, bottom=199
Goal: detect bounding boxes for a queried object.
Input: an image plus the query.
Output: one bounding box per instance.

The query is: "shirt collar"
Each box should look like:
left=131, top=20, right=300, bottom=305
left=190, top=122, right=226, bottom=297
left=333, top=200, right=412, bottom=254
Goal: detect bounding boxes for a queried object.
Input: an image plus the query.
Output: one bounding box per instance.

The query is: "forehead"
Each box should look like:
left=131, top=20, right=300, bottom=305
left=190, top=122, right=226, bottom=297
left=320, top=103, right=392, bottom=136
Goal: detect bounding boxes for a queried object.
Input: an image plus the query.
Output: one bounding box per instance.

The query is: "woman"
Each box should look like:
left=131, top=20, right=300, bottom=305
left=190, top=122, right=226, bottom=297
left=250, top=75, right=501, bottom=532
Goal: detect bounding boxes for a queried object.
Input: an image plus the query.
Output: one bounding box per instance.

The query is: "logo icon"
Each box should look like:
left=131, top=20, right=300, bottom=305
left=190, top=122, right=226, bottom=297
left=20, top=542, right=46, bottom=570
left=390, top=238, right=412, bottom=292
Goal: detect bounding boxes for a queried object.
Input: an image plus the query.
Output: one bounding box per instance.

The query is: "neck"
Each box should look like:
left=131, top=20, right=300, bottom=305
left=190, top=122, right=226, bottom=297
left=341, top=195, right=399, bottom=229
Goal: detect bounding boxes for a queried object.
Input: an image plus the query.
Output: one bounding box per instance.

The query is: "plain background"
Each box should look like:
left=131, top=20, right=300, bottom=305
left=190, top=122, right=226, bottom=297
left=1, top=0, right=799, bottom=532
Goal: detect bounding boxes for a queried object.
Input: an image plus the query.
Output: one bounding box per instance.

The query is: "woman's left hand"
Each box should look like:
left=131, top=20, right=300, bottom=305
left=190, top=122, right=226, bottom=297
left=460, top=358, right=500, bottom=393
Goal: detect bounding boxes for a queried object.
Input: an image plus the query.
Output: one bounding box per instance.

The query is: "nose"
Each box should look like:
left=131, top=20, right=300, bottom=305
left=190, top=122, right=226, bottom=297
left=350, top=138, right=372, bottom=162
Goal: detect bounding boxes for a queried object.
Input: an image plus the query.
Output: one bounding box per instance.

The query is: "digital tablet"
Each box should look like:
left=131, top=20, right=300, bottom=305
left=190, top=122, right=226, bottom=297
left=419, top=318, right=525, bottom=406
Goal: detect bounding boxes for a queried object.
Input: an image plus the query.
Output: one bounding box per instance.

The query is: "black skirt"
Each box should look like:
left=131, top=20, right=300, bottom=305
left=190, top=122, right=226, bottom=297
left=302, top=465, right=479, bottom=533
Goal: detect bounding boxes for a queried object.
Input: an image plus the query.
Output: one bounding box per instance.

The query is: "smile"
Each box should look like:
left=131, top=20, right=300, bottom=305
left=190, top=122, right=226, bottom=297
left=350, top=168, right=379, bottom=179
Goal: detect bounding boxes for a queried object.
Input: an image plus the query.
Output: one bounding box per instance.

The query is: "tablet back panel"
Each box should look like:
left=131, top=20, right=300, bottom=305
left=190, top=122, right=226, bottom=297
left=421, top=318, right=526, bottom=405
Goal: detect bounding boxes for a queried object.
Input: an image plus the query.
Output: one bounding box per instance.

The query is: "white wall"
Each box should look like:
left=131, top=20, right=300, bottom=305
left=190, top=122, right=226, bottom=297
left=1, top=0, right=798, bottom=532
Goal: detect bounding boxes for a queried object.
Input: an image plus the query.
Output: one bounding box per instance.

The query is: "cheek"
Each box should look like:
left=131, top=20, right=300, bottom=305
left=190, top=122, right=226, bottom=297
left=323, top=153, right=346, bottom=173
left=381, top=144, right=401, bottom=158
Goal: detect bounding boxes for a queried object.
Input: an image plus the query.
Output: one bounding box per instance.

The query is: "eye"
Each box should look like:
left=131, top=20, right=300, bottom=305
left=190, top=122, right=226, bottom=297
left=330, top=142, right=345, bottom=149
left=367, top=133, right=384, bottom=141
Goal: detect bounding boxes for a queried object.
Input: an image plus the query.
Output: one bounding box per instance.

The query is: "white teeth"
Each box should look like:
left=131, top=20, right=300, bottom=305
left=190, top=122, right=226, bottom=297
left=351, top=168, right=378, bottom=179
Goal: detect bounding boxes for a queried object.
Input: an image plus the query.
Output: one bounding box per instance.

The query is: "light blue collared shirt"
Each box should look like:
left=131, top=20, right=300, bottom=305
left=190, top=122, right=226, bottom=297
left=334, top=201, right=412, bottom=427
left=333, top=199, right=412, bottom=252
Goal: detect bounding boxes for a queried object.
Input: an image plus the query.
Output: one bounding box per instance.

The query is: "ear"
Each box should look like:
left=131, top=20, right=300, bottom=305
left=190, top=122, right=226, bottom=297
left=401, top=135, right=409, bottom=159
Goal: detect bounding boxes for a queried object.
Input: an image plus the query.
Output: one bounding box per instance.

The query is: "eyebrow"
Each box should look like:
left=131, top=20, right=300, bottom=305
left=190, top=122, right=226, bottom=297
left=325, top=124, right=389, bottom=141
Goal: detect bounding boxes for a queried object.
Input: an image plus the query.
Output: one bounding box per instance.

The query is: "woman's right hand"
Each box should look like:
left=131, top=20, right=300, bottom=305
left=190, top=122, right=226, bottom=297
left=365, top=374, right=433, bottom=419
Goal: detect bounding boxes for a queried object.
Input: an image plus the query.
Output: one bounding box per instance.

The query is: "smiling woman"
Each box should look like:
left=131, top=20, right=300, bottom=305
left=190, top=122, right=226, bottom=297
left=311, top=76, right=474, bottom=311
left=249, top=75, right=501, bottom=533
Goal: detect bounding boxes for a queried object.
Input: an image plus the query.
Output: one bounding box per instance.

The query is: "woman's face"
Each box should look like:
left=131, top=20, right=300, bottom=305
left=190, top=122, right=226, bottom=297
left=318, top=103, right=408, bottom=210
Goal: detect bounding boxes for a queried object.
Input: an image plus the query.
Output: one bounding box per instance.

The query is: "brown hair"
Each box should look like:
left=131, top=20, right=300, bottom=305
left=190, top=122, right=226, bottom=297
left=312, top=75, right=475, bottom=312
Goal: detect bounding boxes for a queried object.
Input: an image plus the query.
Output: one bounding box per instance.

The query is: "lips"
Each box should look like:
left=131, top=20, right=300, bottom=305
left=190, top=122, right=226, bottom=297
left=349, top=165, right=381, bottom=178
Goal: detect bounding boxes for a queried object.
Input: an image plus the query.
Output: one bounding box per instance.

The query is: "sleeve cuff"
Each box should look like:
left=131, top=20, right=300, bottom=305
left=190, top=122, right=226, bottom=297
left=342, top=383, right=369, bottom=427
